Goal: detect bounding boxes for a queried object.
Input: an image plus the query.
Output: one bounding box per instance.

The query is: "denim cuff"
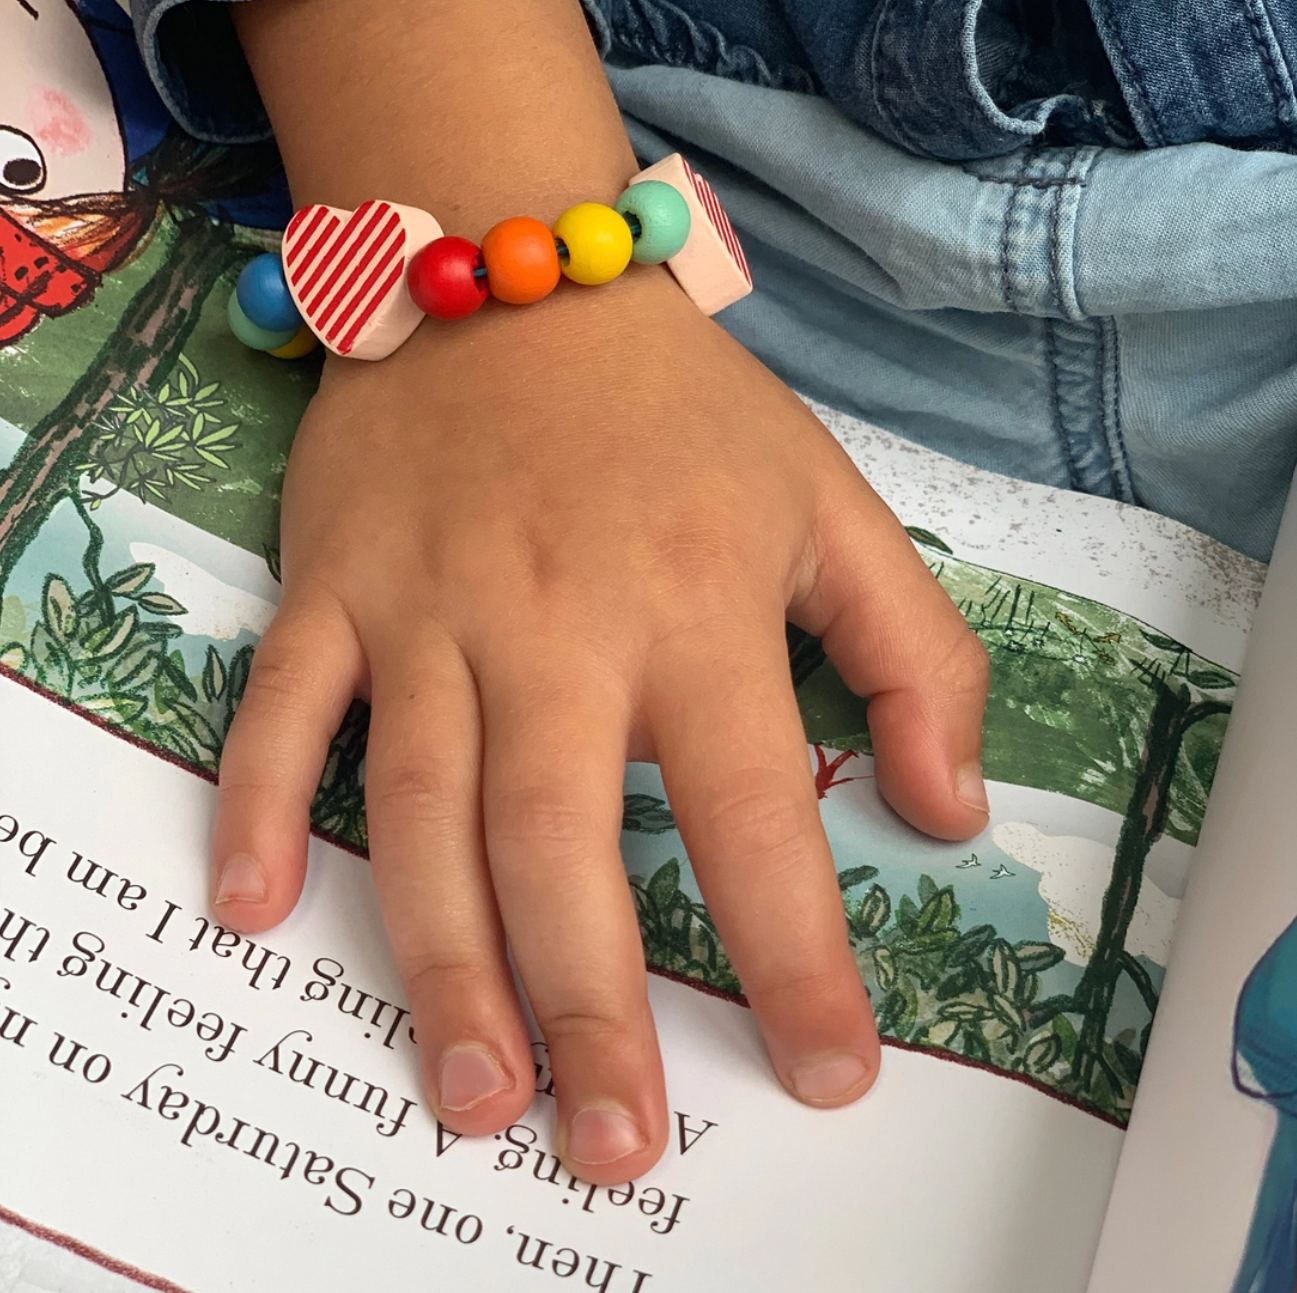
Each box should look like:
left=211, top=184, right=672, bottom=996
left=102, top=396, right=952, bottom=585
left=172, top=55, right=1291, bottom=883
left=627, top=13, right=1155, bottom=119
left=134, top=0, right=271, bottom=144
left=1087, top=0, right=1297, bottom=150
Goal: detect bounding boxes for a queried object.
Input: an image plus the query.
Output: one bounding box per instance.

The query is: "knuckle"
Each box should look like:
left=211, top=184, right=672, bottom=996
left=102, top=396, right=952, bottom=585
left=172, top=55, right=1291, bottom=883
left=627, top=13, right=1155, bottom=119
left=367, top=761, right=460, bottom=832
left=744, top=960, right=853, bottom=1016
left=537, top=1005, right=636, bottom=1049
left=240, top=652, right=313, bottom=717
left=701, top=771, right=813, bottom=863
left=490, top=786, right=602, bottom=856
left=403, top=954, right=491, bottom=1006
left=942, top=627, right=990, bottom=696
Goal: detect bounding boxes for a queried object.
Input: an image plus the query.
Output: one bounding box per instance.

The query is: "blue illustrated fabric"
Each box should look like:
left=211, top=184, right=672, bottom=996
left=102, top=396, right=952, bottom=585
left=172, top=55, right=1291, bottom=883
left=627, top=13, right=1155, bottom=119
left=129, top=0, right=1297, bottom=560
left=1232, top=917, right=1297, bottom=1293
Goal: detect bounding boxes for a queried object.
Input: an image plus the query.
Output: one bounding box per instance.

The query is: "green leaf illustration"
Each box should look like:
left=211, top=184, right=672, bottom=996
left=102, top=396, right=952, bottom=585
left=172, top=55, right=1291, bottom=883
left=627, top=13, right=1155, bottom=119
left=135, top=592, right=187, bottom=616
left=203, top=646, right=227, bottom=703
left=42, top=576, right=76, bottom=643
left=106, top=563, right=156, bottom=596
left=837, top=864, right=879, bottom=891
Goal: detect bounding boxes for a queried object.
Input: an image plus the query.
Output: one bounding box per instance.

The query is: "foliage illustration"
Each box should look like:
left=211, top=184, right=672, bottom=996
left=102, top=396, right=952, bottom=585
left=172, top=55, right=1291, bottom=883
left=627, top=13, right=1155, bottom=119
left=79, top=354, right=242, bottom=507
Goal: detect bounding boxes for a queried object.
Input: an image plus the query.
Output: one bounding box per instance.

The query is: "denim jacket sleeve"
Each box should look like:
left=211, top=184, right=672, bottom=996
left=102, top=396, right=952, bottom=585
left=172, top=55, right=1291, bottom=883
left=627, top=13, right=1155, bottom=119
left=132, top=0, right=271, bottom=143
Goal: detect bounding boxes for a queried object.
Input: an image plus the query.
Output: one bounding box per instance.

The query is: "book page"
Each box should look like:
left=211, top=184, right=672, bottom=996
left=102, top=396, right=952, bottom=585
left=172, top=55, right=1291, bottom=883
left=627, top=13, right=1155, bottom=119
left=0, top=675, right=1124, bottom=1293
left=0, top=7, right=1267, bottom=1285
left=1085, top=477, right=1297, bottom=1293
left=0, top=401, right=1261, bottom=1291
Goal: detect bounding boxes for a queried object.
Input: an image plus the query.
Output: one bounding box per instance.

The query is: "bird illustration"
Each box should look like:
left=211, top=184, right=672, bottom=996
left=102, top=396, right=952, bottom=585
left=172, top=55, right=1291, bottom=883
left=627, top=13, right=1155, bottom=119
left=955, top=853, right=981, bottom=869
left=0, top=0, right=151, bottom=346
left=992, top=822, right=1179, bottom=967
left=989, top=863, right=1014, bottom=880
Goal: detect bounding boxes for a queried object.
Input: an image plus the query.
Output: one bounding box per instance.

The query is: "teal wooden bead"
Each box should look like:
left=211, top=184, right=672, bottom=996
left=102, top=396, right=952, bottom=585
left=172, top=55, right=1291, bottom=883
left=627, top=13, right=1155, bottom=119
left=615, top=180, right=692, bottom=264
left=236, top=252, right=302, bottom=332
left=227, top=292, right=299, bottom=351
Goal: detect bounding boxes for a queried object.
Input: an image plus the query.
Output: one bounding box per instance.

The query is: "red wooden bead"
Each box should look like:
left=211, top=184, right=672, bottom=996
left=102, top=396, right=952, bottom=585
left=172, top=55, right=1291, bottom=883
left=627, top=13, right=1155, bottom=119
left=407, top=236, right=489, bottom=321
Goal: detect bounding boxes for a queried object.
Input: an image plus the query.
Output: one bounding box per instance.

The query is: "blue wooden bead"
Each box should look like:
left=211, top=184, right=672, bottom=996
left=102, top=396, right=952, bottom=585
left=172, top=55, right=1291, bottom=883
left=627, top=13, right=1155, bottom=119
left=236, top=253, right=302, bottom=333
left=615, top=180, right=692, bottom=265
left=228, top=292, right=299, bottom=351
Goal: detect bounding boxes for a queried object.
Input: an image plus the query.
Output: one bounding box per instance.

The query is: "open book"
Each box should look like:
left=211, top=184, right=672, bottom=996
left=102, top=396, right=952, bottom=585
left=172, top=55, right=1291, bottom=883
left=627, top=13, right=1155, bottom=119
left=1, top=5, right=1290, bottom=1290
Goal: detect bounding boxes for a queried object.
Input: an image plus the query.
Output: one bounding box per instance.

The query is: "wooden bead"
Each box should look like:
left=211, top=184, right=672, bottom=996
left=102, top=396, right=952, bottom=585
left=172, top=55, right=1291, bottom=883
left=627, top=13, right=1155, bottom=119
left=552, top=202, right=633, bottom=285
left=407, top=236, right=489, bottom=320
left=236, top=252, right=302, bottom=332
left=227, top=292, right=298, bottom=351
left=282, top=200, right=444, bottom=360
left=268, top=323, right=320, bottom=359
left=614, top=181, right=691, bottom=265
left=627, top=154, right=752, bottom=315
left=481, top=216, right=561, bottom=304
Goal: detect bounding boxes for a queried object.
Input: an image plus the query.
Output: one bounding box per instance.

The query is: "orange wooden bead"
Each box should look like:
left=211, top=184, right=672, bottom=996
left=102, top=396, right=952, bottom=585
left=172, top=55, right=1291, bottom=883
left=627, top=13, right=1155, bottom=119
left=481, top=216, right=561, bottom=305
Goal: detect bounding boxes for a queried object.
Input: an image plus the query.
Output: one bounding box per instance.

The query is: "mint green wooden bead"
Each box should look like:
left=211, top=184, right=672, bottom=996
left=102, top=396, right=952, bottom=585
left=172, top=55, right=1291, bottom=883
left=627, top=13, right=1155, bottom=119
left=615, top=180, right=692, bottom=265
left=227, top=292, right=298, bottom=351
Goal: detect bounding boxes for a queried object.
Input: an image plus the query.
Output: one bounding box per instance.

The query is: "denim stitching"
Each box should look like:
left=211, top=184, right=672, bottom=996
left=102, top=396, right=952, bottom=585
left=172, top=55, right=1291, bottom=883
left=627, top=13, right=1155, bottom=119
left=1046, top=176, right=1065, bottom=318
left=999, top=175, right=1021, bottom=313
left=1086, top=0, right=1167, bottom=147
left=607, top=0, right=815, bottom=93
left=868, top=0, right=935, bottom=159
left=1258, top=0, right=1297, bottom=102
left=1044, top=320, right=1082, bottom=490
left=1105, top=319, right=1138, bottom=503
left=1242, top=0, right=1295, bottom=130
left=1091, top=318, right=1135, bottom=503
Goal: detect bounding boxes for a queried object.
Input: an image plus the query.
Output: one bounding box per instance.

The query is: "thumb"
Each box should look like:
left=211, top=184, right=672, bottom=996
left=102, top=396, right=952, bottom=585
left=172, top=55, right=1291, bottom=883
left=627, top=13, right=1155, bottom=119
left=790, top=467, right=990, bottom=841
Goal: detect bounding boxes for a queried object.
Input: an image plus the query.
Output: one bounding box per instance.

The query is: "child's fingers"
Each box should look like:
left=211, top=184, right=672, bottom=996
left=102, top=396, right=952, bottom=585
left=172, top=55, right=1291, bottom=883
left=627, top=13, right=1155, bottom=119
left=793, top=467, right=991, bottom=841
left=212, top=598, right=362, bottom=932
left=647, top=613, right=880, bottom=1108
left=476, top=649, right=669, bottom=1184
left=363, top=643, right=535, bottom=1137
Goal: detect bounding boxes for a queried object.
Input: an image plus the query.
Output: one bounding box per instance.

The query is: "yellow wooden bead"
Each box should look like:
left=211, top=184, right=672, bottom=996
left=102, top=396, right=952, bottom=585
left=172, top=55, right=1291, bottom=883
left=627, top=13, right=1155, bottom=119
left=552, top=202, right=633, bottom=285
left=268, top=323, right=320, bottom=359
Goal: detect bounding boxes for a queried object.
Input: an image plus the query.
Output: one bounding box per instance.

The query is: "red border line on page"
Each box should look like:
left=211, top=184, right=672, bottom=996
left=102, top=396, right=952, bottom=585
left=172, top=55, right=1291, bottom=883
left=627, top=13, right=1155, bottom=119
left=0, top=1202, right=198, bottom=1293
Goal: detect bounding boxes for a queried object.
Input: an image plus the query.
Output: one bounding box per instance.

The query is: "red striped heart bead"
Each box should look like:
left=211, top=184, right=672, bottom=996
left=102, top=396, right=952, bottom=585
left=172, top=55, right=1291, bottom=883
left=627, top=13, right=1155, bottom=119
left=282, top=200, right=443, bottom=360
left=627, top=154, right=752, bottom=316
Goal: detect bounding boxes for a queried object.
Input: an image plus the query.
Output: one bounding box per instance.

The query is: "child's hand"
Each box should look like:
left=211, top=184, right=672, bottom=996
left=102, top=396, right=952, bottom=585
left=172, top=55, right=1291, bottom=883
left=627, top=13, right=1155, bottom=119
left=211, top=266, right=990, bottom=1183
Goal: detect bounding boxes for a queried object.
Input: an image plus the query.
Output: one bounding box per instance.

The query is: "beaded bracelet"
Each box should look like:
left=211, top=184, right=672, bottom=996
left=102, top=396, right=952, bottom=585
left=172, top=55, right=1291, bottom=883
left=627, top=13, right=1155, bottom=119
left=228, top=154, right=752, bottom=363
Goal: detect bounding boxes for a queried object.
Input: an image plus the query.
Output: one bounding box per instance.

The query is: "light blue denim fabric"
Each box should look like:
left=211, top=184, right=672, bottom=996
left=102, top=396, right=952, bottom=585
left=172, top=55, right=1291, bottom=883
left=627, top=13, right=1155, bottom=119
left=130, top=0, right=1297, bottom=559
left=600, top=66, right=1297, bottom=559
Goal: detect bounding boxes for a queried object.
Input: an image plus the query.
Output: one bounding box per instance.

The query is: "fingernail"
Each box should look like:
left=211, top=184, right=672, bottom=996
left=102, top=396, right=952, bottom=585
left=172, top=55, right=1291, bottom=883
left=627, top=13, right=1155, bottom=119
left=789, top=1052, right=870, bottom=1103
left=567, top=1104, right=646, bottom=1165
left=214, top=852, right=267, bottom=905
left=439, top=1046, right=511, bottom=1112
left=955, top=762, right=990, bottom=814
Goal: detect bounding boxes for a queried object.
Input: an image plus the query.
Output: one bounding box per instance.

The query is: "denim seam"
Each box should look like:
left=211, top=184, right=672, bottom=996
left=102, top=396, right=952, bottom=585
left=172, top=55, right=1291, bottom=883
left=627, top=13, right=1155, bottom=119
left=605, top=0, right=812, bottom=93
left=868, top=0, right=936, bottom=159
left=1095, top=317, right=1137, bottom=503
left=1242, top=0, right=1296, bottom=130
left=1259, top=0, right=1297, bottom=101
left=1046, top=171, right=1066, bottom=319
left=1044, top=320, right=1082, bottom=490
left=136, top=0, right=271, bottom=145
left=998, top=163, right=1023, bottom=313
left=956, top=0, right=1043, bottom=141
left=1086, top=0, right=1166, bottom=147
left=577, top=0, right=614, bottom=57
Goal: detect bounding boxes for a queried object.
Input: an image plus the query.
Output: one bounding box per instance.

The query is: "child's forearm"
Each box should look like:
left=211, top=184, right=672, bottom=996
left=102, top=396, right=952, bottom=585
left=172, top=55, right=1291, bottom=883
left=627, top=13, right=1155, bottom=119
left=233, top=0, right=638, bottom=226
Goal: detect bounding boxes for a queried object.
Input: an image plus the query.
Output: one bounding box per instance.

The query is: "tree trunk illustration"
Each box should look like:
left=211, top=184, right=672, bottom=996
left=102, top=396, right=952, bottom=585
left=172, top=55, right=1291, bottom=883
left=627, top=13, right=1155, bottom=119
left=0, top=214, right=239, bottom=594
left=1070, top=682, right=1230, bottom=1090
